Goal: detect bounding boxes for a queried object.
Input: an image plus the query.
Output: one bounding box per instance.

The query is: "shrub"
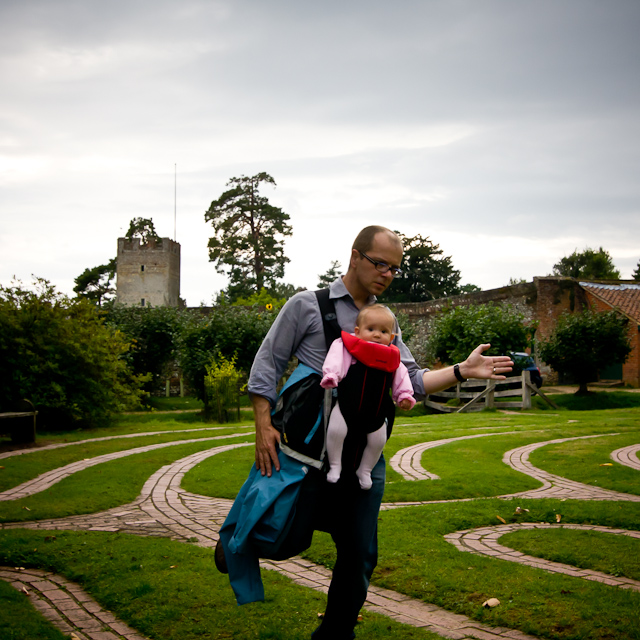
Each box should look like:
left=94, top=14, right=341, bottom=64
left=180, top=305, right=277, bottom=402
left=204, top=355, right=243, bottom=422
left=0, top=278, right=146, bottom=429
left=425, top=303, right=534, bottom=365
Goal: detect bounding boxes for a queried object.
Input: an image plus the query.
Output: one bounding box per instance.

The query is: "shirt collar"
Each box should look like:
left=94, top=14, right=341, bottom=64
left=329, top=276, right=376, bottom=306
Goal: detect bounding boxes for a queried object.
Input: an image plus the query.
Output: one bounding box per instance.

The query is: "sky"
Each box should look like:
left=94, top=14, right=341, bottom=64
left=1, top=0, right=639, bottom=306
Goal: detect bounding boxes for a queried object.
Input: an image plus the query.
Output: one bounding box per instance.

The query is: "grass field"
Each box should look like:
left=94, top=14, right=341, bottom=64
left=1, top=392, right=639, bottom=640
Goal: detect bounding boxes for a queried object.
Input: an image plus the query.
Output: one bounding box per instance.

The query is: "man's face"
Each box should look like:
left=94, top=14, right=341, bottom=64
left=352, top=232, right=403, bottom=297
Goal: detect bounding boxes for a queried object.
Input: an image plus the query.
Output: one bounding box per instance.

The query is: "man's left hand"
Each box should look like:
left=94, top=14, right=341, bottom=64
left=459, top=344, right=513, bottom=380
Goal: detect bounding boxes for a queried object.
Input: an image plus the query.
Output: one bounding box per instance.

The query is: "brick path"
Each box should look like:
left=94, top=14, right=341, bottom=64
left=1, top=566, right=150, bottom=640
left=445, top=523, right=640, bottom=592
left=2, top=428, right=639, bottom=640
left=611, top=443, right=640, bottom=470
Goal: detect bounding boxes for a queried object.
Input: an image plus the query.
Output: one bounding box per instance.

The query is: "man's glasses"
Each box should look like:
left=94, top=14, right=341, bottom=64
left=358, top=250, right=403, bottom=277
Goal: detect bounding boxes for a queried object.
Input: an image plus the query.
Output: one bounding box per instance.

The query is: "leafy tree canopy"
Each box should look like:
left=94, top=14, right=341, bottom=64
left=126, top=217, right=161, bottom=244
left=538, top=310, right=631, bottom=395
left=552, top=247, right=621, bottom=280
left=381, top=232, right=461, bottom=303
left=105, top=304, right=189, bottom=391
left=73, top=258, right=117, bottom=307
left=632, top=259, right=640, bottom=281
left=180, top=305, right=277, bottom=403
left=205, top=172, right=292, bottom=300
left=425, top=303, right=534, bottom=365
left=317, top=260, right=343, bottom=289
left=459, top=283, right=482, bottom=293
left=0, top=278, right=146, bottom=428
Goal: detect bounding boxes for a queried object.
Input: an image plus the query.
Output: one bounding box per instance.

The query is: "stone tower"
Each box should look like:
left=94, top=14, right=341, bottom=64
left=116, top=237, right=181, bottom=307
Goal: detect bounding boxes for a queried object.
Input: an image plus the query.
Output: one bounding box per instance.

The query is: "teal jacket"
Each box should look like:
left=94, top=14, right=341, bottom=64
left=219, top=450, right=309, bottom=605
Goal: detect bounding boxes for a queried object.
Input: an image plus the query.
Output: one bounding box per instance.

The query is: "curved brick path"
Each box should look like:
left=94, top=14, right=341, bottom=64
left=611, top=444, right=640, bottom=470
left=500, top=435, right=640, bottom=501
left=0, top=432, right=252, bottom=501
left=391, top=433, right=640, bottom=502
left=390, top=432, right=518, bottom=480
left=444, top=523, right=640, bottom=591
left=1, top=566, right=151, bottom=640
left=2, top=429, right=639, bottom=640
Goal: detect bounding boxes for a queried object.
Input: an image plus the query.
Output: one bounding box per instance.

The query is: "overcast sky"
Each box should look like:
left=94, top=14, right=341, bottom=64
left=1, top=0, right=639, bottom=306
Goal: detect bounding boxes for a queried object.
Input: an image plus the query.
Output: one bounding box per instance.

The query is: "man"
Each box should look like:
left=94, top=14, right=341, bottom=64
left=245, top=226, right=511, bottom=639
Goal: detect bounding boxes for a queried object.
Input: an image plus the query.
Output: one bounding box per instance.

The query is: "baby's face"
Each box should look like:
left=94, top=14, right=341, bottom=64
left=354, top=311, right=394, bottom=345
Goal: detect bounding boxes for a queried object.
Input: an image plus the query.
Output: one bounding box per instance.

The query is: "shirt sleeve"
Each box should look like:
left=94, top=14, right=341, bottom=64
left=391, top=362, right=417, bottom=408
left=248, top=292, right=320, bottom=406
left=320, top=338, right=353, bottom=388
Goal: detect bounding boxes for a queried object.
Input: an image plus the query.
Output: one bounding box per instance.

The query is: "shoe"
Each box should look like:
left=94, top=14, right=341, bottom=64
left=214, top=538, right=228, bottom=574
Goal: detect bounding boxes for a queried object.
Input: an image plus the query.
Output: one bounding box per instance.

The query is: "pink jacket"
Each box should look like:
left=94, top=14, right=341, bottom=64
left=320, top=337, right=416, bottom=408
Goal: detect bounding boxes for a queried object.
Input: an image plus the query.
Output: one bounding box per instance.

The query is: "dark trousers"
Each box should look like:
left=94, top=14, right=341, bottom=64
left=270, top=455, right=385, bottom=639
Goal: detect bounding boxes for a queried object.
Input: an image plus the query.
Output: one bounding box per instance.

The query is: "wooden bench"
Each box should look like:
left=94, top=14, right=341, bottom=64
left=0, top=399, right=37, bottom=444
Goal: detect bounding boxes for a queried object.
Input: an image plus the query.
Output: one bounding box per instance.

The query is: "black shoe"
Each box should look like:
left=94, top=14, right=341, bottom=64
left=215, top=538, right=228, bottom=574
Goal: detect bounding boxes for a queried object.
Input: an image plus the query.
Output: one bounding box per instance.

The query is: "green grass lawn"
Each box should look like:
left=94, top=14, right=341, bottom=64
left=1, top=395, right=639, bottom=640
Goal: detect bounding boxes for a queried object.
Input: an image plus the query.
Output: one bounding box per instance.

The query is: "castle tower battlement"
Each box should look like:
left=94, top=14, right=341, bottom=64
left=116, top=237, right=181, bottom=307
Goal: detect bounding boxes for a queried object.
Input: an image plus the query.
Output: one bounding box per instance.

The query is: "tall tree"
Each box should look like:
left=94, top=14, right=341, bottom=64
left=317, top=260, right=343, bottom=289
left=73, top=258, right=117, bottom=307
left=552, top=247, right=621, bottom=279
left=126, top=217, right=161, bottom=243
left=381, top=232, right=461, bottom=303
left=632, top=259, right=640, bottom=281
left=538, top=310, right=631, bottom=395
left=205, top=173, right=292, bottom=299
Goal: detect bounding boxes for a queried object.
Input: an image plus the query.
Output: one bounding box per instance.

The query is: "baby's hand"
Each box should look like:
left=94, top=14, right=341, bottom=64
left=398, top=399, right=413, bottom=411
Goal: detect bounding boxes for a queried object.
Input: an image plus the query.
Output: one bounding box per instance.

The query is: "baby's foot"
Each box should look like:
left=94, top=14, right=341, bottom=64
left=326, top=467, right=341, bottom=484
left=357, top=471, right=373, bottom=490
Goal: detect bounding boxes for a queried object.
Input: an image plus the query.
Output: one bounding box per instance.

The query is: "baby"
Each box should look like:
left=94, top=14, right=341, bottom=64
left=321, top=304, right=415, bottom=489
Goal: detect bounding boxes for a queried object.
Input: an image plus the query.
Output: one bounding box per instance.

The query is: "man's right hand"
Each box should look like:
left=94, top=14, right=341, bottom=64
left=252, top=395, right=281, bottom=477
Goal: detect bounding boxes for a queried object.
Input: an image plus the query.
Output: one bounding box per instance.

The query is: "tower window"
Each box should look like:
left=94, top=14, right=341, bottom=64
left=141, top=265, right=145, bottom=272
left=141, top=298, right=145, bottom=307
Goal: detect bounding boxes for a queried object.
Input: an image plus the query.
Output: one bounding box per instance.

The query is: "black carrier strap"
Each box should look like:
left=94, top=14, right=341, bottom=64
left=315, top=288, right=342, bottom=349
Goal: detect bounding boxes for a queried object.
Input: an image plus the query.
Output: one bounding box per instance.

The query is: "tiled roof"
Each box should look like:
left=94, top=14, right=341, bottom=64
left=579, top=282, right=640, bottom=323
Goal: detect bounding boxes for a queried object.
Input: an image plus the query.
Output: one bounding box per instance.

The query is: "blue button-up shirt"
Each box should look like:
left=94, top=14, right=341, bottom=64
left=248, top=277, right=427, bottom=405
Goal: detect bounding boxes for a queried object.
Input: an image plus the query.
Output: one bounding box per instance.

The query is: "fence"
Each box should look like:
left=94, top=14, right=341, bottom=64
left=424, top=371, right=558, bottom=413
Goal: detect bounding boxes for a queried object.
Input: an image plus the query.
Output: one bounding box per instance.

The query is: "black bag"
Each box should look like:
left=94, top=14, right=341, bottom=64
left=269, top=289, right=341, bottom=468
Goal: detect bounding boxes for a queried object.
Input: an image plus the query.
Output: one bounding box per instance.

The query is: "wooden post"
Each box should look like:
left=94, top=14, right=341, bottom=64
left=165, top=379, right=170, bottom=397
left=522, top=370, right=532, bottom=409
left=486, top=379, right=495, bottom=409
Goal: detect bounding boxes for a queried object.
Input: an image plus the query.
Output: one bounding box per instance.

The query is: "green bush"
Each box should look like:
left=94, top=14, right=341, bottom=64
left=179, top=305, right=277, bottom=402
left=204, top=355, right=243, bottom=421
left=0, top=278, right=147, bottom=429
left=105, top=305, right=188, bottom=391
left=425, top=303, right=534, bottom=365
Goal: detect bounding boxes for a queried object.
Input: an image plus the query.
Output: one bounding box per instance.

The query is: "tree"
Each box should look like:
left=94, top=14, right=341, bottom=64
left=105, top=304, right=187, bottom=391
left=73, top=258, right=117, bottom=307
left=126, top=217, right=161, bottom=243
left=459, top=283, right=482, bottom=293
left=552, top=247, right=621, bottom=279
left=205, top=173, right=292, bottom=300
left=538, top=310, right=631, bottom=395
left=180, top=305, right=277, bottom=403
left=425, top=303, right=533, bottom=365
left=632, top=259, right=640, bottom=281
left=318, top=260, right=343, bottom=289
left=0, top=278, right=145, bottom=429
left=380, top=232, right=461, bottom=303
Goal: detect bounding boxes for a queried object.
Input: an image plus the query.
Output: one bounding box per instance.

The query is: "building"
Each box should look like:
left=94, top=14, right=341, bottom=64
left=392, top=278, right=640, bottom=388
left=116, top=237, right=181, bottom=307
